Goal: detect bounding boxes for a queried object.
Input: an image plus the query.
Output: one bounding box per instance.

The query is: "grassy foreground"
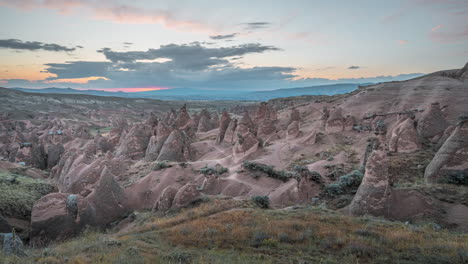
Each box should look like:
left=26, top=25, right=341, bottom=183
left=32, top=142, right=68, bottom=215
left=1, top=198, right=467, bottom=264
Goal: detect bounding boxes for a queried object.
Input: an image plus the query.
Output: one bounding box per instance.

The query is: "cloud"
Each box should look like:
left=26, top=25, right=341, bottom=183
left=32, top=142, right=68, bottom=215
left=44, top=61, right=112, bottom=79
left=348, top=66, right=360, bottom=70
left=398, top=40, right=408, bottom=45
left=428, top=25, right=468, bottom=43
left=0, top=0, right=215, bottom=33
left=315, top=67, right=335, bottom=71
left=97, top=42, right=281, bottom=71
left=242, top=22, right=271, bottom=31
left=0, top=39, right=77, bottom=52
left=123, top=42, right=133, bottom=45
left=209, top=33, right=238, bottom=40
left=431, top=24, right=442, bottom=32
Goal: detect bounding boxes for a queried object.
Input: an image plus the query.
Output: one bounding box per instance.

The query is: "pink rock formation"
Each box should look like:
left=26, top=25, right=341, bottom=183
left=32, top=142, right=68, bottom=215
left=424, top=117, right=468, bottom=183
left=223, top=119, right=238, bottom=144
left=153, top=186, right=178, bottom=211
left=417, top=102, right=448, bottom=139
left=173, top=184, right=201, bottom=208
left=215, top=110, right=231, bottom=144
left=325, top=107, right=344, bottom=133
left=115, top=123, right=152, bottom=159
left=87, top=167, right=129, bottom=226
left=286, top=121, right=302, bottom=139
left=389, top=116, right=420, bottom=153
left=348, top=151, right=391, bottom=216
left=30, top=193, right=95, bottom=246
left=175, top=104, right=191, bottom=128
left=157, top=129, right=193, bottom=162
left=233, top=132, right=259, bottom=161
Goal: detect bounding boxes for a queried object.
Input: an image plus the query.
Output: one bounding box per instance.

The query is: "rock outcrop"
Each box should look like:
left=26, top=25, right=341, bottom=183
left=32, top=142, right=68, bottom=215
left=115, top=123, right=152, bottom=159
left=157, top=129, right=193, bottom=162
left=348, top=151, right=391, bottom=216
left=215, top=110, right=231, bottom=144
left=153, top=186, right=178, bottom=211
left=286, top=121, right=302, bottom=139
left=87, top=168, right=129, bottom=226
left=173, top=184, right=201, bottom=208
left=389, top=116, right=420, bottom=153
left=424, top=117, right=468, bottom=183
left=30, top=193, right=95, bottom=246
left=417, top=102, right=448, bottom=139
left=223, top=119, right=237, bottom=144
left=325, top=107, right=344, bottom=133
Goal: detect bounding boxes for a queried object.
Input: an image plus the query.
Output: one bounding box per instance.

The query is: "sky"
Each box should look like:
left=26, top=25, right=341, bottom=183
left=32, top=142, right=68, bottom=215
left=0, top=0, right=467, bottom=92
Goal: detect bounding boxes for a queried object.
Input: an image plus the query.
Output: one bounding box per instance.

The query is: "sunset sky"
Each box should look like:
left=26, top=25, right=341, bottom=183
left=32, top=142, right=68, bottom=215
left=0, top=0, right=467, bottom=91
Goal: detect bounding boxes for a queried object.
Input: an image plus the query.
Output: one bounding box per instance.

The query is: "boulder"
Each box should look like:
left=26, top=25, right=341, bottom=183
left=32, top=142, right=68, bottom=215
left=30, top=193, right=95, bottom=246
left=348, top=151, right=392, bottom=216
left=424, top=117, right=468, bottom=183
left=154, top=186, right=178, bottom=211
left=173, top=184, right=201, bottom=208
left=1, top=232, right=25, bottom=256
left=87, top=168, right=129, bottom=226
left=157, top=129, right=193, bottom=162
left=417, top=102, right=448, bottom=138
left=389, top=117, right=420, bottom=153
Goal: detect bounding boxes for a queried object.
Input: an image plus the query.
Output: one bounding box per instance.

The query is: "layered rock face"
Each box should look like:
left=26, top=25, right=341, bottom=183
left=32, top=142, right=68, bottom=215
left=348, top=151, right=392, bottom=216
left=30, top=193, right=95, bottom=247
left=424, top=118, right=468, bottom=183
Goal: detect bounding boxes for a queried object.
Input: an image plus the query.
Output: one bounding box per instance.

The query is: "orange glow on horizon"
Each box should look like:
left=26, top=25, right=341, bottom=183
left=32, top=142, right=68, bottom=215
left=80, top=87, right=169, bottom=92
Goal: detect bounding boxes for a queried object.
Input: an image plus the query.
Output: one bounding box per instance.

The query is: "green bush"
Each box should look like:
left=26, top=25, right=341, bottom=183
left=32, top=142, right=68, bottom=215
left=324, top=170, right=364, bottom=197
left=444, top=171, right=468, bottom=185
left=292, top=165, right=321, bottom=183
left=251, top=195, right=270, bottom=209
left=243, top=161, right=295, bottom=182
left=199, top=165, right=228, bottom=176
left=152, top=161, right=172, bottom=171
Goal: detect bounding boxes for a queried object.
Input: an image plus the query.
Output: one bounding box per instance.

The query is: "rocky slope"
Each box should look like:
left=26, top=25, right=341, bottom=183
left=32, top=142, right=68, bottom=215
left=0, top=63, right=467, bottom=254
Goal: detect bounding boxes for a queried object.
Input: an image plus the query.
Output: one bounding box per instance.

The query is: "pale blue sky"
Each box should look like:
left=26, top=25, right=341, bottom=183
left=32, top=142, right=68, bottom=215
left=0, top=0, right=466, bottom=90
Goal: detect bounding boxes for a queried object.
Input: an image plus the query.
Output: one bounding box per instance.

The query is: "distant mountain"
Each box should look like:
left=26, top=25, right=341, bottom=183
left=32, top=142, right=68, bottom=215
left=11, top=83, right=363, bottom=101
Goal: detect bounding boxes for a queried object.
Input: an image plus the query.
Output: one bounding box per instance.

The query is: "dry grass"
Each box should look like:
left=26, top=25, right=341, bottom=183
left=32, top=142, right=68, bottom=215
left=1, top=198, right=467, bottom=264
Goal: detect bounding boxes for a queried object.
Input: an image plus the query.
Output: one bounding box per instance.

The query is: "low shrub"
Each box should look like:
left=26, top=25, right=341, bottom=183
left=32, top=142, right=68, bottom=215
left=443, top=170, right=468, bottom=185
left=243, top=161, right=295, bottom=182
left=199, top=165, right=228, bottom=176
left=292, top=165, right=322, bottom=183
left=251, top=195, right=270, bottom=209
left=324, top=170, right=364, bottom=197
left=152, top=161, right=172, bottom=171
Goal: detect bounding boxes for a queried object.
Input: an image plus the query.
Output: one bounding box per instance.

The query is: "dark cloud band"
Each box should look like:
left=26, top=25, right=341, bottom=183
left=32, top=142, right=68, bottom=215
left=0, top=39, right=77, bottom=52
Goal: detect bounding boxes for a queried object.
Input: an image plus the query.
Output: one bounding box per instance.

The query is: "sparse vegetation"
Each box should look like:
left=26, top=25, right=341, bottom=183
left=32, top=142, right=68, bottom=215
left=199, top=164, right=228, bottom=176
left=242, top=161, right=295, bottom=182
left=443, top=171, right=468, bottom=186
left=152, top=161, right=172, bottom=171
left=324, top=170, right=364, bottom=198
left=293, top=165, right=322, bottom=183
left=251, top=195, right=270, bottom=209
left=0, top=170, right=55, bottom=220
left=1, top=198, right=467, bottom=263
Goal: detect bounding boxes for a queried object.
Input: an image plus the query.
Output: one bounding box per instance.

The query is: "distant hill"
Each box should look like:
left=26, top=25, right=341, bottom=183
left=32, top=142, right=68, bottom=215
left=12, top=83, right=363, bottom=101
